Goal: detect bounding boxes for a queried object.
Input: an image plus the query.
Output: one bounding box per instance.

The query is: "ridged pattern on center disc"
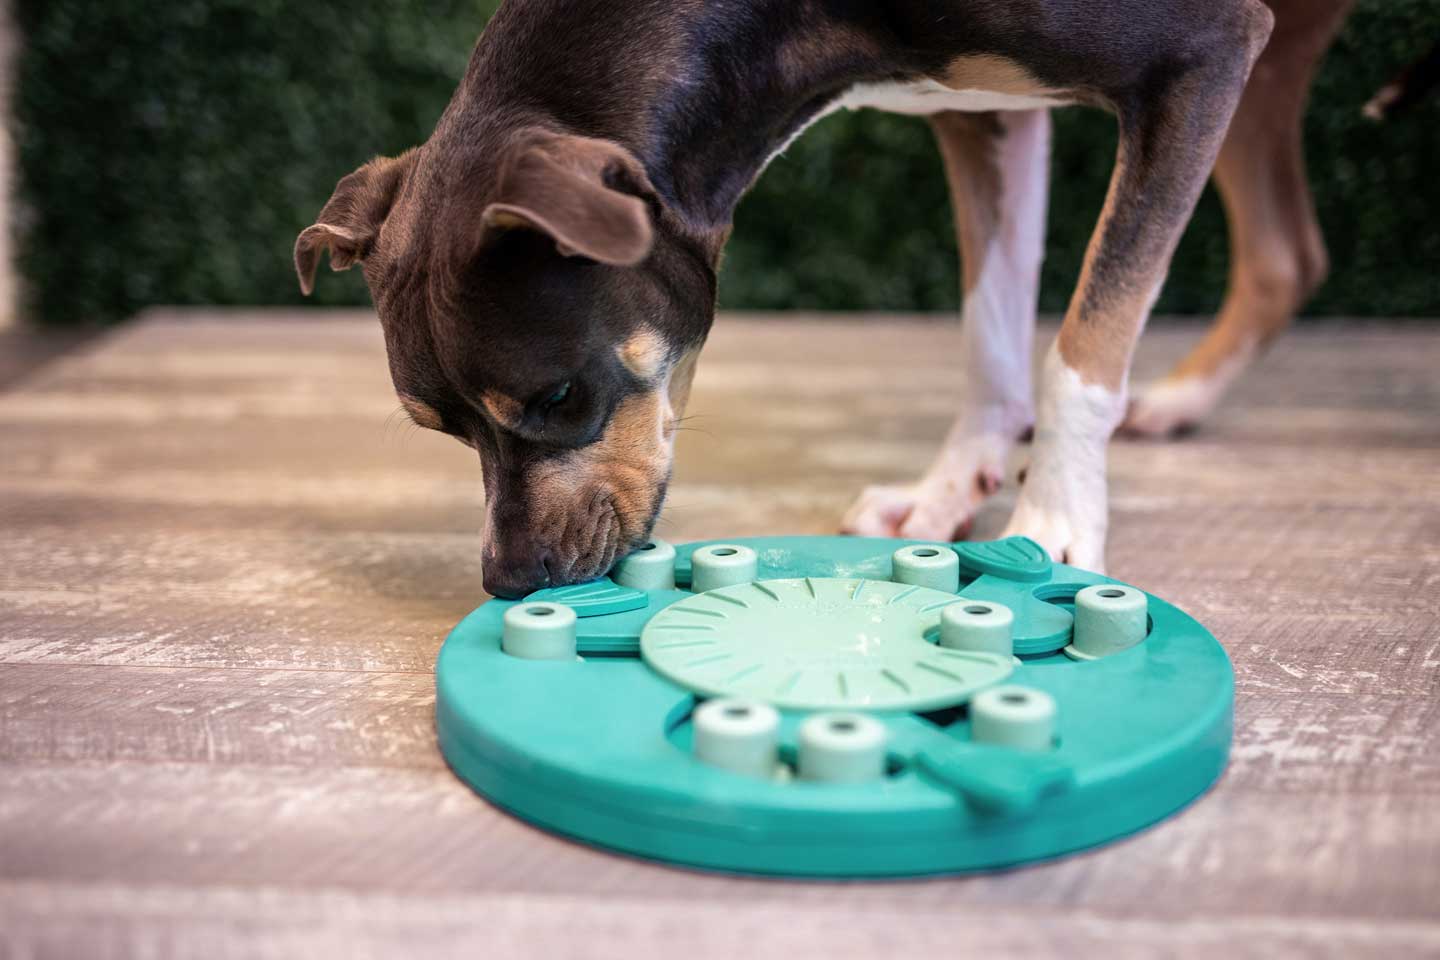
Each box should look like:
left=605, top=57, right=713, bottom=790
left=640, top=577, right=1014, bottom=711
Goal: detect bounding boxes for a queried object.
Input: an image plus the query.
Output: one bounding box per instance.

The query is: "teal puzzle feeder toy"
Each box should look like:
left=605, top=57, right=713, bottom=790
left=435, top=536, right=1232, bottom=877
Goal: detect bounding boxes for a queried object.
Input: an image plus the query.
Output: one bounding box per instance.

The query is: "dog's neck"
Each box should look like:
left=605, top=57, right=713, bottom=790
left=451, top=1, right=898, bottom=239
left=631, top=10, right=890, bottom=229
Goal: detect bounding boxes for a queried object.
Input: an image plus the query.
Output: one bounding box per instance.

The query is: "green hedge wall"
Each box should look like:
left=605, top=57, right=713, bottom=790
left=14, top=0, right=1440, bottom=325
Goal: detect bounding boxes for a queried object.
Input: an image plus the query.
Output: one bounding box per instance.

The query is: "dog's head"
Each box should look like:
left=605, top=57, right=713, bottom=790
left=295, top=127, right=715, bottom=597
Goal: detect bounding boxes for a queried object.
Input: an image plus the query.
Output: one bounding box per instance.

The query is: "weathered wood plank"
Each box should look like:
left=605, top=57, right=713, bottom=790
left=0, top=664, right=439, bottom=769
left=0, top=763, right=1436, bottom=918
left=3, top=662, right=1434, bottom=801
left=3, top=881, right=1438, bottom=960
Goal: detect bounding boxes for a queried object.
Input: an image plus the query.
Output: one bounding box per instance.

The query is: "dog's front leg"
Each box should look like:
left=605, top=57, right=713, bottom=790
left=843, top=108, right=1049, bottom=540
left=1003, top=4, right=1274, bottom=571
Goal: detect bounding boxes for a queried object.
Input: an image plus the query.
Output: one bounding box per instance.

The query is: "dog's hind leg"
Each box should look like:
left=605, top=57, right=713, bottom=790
left=1003, top=2, right=1274, bottom=570
left=841, top=108, right=1049, bottom=540
left=1123, top=0, right=1352, bottom=437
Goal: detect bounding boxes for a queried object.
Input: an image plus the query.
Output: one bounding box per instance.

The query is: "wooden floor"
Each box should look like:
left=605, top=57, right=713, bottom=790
left=1, top=310, right=1437, bottom=958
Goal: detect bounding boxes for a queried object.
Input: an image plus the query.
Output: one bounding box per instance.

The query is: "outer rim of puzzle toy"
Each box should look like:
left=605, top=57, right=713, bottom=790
left=435, top=535, right=1233, bottom=877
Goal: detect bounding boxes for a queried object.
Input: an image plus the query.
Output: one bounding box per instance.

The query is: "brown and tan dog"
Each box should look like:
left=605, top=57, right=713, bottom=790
left=296, top=0, right=1351, bottom=597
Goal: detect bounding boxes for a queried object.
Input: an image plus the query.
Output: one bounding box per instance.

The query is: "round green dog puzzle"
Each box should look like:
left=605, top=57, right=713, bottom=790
left=435, top=535, right=1233, bottom=877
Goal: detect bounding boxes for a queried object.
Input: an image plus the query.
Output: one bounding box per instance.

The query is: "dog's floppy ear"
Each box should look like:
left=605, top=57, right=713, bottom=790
left=294, top=151, right=415, bottom=295
left=480, top=130, right=655, bottom=267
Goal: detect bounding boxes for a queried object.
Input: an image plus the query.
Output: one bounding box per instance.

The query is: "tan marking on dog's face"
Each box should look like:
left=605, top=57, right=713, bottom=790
left=618, top=329, right=669, bottom=382
left=520, top=387, right=673, bottom=581
left=398, top=395, right=444, bottom=431
left=479, top=389, right=524, bottom=428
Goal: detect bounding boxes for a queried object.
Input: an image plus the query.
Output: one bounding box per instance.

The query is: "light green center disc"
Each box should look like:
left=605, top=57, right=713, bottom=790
left=640, top=577, right=1014, bottom=711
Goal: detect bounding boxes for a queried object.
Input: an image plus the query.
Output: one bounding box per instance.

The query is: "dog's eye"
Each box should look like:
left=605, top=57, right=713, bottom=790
left=539, top=381, right=572, bottom=413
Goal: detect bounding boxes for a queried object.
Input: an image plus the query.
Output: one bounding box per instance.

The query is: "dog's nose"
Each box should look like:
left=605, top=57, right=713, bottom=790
left=482, top=548, right=553, bottom=599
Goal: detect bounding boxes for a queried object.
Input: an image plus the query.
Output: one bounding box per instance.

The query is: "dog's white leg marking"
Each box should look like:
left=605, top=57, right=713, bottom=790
left=1001, top=342, right=1127, bottom=571
left=891, top=218, right=1037, bottom=538
left=842, top=109, right=1049, bottom=540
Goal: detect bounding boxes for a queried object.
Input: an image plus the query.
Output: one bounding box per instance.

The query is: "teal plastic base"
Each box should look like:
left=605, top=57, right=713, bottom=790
left=435, top=536, right=1233, bottom=877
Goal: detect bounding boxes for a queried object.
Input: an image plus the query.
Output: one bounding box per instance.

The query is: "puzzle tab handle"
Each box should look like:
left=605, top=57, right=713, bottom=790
left=914, top=741, right=1075, bottom=816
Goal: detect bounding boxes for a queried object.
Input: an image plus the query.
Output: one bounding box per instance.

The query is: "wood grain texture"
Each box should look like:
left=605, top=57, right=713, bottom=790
left=1, top=310, right=1437, bottom=958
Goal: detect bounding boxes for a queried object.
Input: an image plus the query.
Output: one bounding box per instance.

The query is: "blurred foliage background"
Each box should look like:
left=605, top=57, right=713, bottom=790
left=14, top=0, right=1440, bottom=325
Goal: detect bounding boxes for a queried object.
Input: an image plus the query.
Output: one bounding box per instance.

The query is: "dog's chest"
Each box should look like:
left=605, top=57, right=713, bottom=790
left=836, top=78, right=1065, bottom=115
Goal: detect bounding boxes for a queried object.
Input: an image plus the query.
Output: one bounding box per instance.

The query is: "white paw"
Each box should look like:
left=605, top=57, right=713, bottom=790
left=840, top=481, right=986, bottom=541
left=841, top=433, right=1009, bottom=540
left=1000, top=495, right=1107, bottom=573
left=840, top=484, right=923, bottom=538
left=999, top=342, right=1121, bottom=573
left=1121, top=376, right=1224, bottom=438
